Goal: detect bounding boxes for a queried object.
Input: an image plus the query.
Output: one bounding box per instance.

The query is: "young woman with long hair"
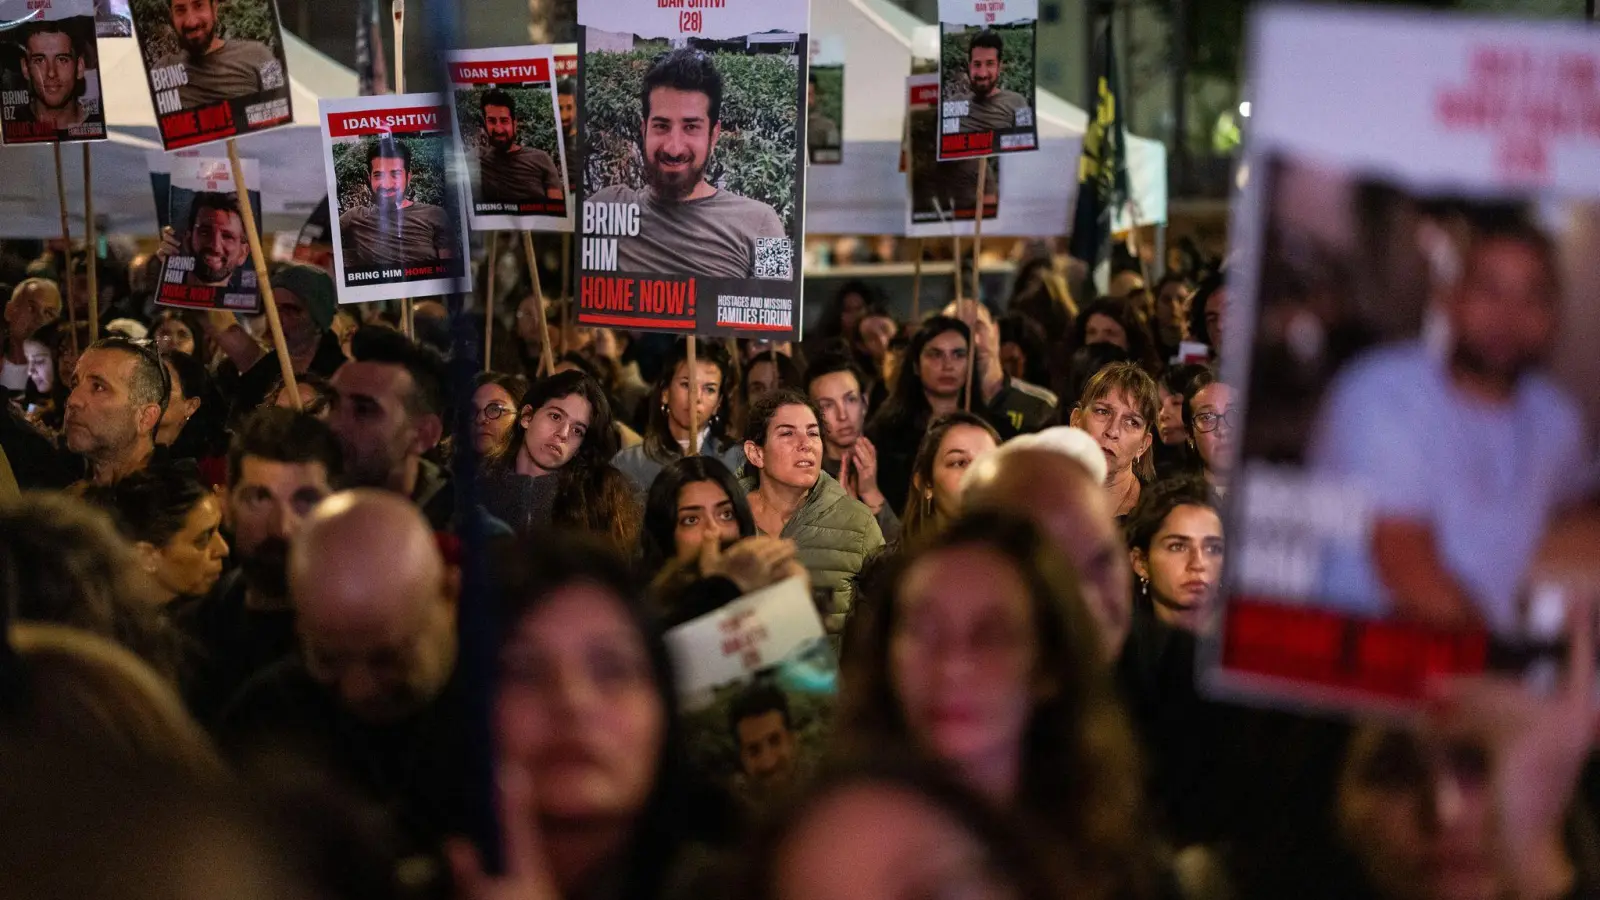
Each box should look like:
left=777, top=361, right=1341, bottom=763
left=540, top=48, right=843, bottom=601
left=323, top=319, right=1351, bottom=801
left=614, top=338, right=743, bottom=495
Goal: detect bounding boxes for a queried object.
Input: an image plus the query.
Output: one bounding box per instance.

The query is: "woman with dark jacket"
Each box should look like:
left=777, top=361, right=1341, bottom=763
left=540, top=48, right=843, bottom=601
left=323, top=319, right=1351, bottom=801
left=480, top=370, right=639, bottom=553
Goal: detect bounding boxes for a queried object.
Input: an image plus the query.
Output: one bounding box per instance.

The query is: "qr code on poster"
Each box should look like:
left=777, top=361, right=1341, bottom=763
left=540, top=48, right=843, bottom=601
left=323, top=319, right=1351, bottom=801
left=754, top=237, right=792, bottom=280
left=259, top=60, right=285, bottom=91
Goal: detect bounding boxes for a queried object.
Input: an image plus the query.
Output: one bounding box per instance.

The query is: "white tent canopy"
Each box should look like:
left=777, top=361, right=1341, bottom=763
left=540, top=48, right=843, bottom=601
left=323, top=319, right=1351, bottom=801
left=806, top=0, right=1166, bottom=237
left=0, top=32, right=353, bottom=238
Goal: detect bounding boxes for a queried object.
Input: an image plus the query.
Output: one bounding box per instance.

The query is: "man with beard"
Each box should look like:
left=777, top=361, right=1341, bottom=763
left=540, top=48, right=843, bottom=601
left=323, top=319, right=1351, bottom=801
left=558, top=77, right=579, bottom=200
left=12, top=20, right=92, bottom=136
left=62, top=337, right=168, bottom=487
left=475, top=88, right=563, bottom=209
left=220, top=490, right=469, bottom=854
left=955, top=29, right=1031, bottom=135
left=175, top=407, right=340, bottom=725
left=1309, top=222, right=1585, bottom=633
left=155, top=0, right=278, bottom=108
left=587, top=48, right=786, bottom=279
left=327, top=327, right=453, bottom=531
left=340, top=137, right=457, bottom=272
left=179, top=192, right=249, bottom=287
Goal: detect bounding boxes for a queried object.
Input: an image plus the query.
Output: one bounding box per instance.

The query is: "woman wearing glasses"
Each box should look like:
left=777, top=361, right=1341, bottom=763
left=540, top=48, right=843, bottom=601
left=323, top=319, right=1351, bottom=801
left=469, top=372, right=530, bottom=460
left=1182, top=368, right=1236, bottom=500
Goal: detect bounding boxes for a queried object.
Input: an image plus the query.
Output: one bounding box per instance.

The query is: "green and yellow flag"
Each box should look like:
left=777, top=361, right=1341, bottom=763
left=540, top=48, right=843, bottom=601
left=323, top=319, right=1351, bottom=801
left=1068, top=17, right=1129, bottom=269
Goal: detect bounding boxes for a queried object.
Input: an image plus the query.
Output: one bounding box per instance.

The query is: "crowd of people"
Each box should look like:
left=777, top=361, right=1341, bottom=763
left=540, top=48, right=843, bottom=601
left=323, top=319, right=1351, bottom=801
left=0, top=233, right=1597, bottom=900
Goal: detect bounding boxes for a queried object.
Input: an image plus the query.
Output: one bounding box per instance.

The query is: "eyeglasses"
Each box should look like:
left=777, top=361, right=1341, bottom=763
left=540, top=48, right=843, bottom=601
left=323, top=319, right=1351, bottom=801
left=1193, top=409, right=1239, bottom=434
left=475, top=403, right=514, bottom=422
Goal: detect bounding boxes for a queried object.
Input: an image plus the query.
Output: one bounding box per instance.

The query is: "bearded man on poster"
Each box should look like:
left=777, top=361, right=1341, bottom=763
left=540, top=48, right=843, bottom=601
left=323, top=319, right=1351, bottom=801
left=587, top=48, right=786, bottom=280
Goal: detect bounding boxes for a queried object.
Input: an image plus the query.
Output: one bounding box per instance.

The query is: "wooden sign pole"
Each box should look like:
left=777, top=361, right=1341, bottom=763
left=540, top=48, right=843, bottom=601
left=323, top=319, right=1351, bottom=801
left=392, top=0, right=415, bottom=340
left=52, top=145, right=79, bottom=358
left=483, top=231, right=498, bottom=371
left=520, top=231, right=554, bottom=377
left=227, top=139, right=301, bottom=409
left=910, top=238, right=924, bottom=323
left=686, top=335, right=699, bottom=456
left=82, top=145, right=99, bottom=341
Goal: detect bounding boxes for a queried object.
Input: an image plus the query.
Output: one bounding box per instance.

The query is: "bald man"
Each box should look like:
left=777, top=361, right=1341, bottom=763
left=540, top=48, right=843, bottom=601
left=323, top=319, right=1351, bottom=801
left=963, top=446, right=1129, bottom=658
left=219, top=489, right=468, bottom=853
left=3, top=279, right=62, bottom=394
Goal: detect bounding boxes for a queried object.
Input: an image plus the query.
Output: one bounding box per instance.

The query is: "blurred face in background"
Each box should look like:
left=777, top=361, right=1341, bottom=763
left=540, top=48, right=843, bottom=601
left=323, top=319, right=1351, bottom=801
left=471, top=382, right=519, bottom=458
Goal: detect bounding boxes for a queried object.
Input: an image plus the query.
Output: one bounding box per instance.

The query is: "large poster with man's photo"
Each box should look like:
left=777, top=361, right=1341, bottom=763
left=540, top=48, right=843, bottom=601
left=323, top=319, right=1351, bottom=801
left=447, top=46, right=571, bottom=232
left=807, top=35, right=843, bottom=165
left=664, top=577, right=837, bottom=813
left=906, top=73, right=998, bottom=239
left=0, top=0, right=107, bottom=145
left=129, top=0, right=293, bottom=150
left=1202, top=5, right=1600, bottom=716
left=936, top=0, right=1036, bottom=161
left=319, top=93, right=473, bottom=304
left=575, top=0, right=808, bottom=340
left=156, top=154, right=262, bottom=312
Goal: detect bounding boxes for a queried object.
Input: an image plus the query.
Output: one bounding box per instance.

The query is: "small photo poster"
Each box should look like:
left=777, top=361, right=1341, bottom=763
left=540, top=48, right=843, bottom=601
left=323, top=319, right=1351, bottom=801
left=0, top=0, right=107, bottom=145
left=319, top=93, right=473, bottom=304
left=936, top=0, right=1037, bottom=161
left=906, top=73, right=998, bottom=238
left=576, top=0, right=809, bottom=339
left=129, top=0, right=294, bottom=149
left=808, top=35, right=843, bottom=165
left=664, top=577, right=837, bottom=813
left=156, top=155, right=263, bottom=313
left=447, top=45, right=572, bottom=232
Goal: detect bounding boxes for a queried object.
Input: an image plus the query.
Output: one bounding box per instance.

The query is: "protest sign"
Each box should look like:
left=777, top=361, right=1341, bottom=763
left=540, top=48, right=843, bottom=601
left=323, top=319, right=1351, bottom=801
left=576, top=0, right=808, bottom=339
left=808, top=35, right=843, bottom=165
left=447, top=45, right=571, bottom=232
left=906, top=74, right=998, bottom=238
left=319, top=92, right=473, bottom=304
left=95, top=0, right=131, bottom=36
left=664, top=576, right=836, bottom=811
left=1204, top=5, right=1600, bottom=715
left=0, top=0, right=107, bottom=145
left=936, top=0, right=1036, bottom=162
left=129, top=0, right=293, bottom=150
left=156, top=154, right=262, bottom=312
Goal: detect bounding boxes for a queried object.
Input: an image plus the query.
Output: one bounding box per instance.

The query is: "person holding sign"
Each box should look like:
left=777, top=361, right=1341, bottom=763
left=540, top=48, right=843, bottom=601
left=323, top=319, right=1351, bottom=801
left=154, top=0, right=277, bottom=108
left=340, top=137, right=457, bottom=272
left=956, top=31, right=1030, bottom=135
left=588, top=49, right=786, bottom=279
left=477, top=88, right=564, bottom=207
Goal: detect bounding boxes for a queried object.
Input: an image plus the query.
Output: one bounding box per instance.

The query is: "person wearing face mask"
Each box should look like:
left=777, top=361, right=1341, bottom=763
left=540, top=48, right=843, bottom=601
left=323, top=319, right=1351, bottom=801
left=835, top=512, right=1157, bottom=900
left=897, top=411, right=1000, bottom=542
left=448, top=531, right=739, bottom=900
left=1074, top=296, right=1163, bottom=376
left=614, top=338, right=744, bottom=495
left=481, top=370, right=638, bottom=551
left=1068, top=362, right=1159, bottom=520
left=741, top=390, right=883, bottom=630
left=1181, top=368, right=1234, bottom=499
left=85, top=462, right=229, bottom=610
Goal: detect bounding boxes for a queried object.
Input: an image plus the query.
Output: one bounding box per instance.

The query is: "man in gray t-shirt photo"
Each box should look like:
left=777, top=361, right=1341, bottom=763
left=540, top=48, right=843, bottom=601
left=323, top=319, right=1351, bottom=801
left=156, top=0, right=277, bottom=108
left=476, top=88, right=564, bottom=208
left=587, top=48, right=786, bottom=280
left=955, top=29, right=1031, bottom=135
